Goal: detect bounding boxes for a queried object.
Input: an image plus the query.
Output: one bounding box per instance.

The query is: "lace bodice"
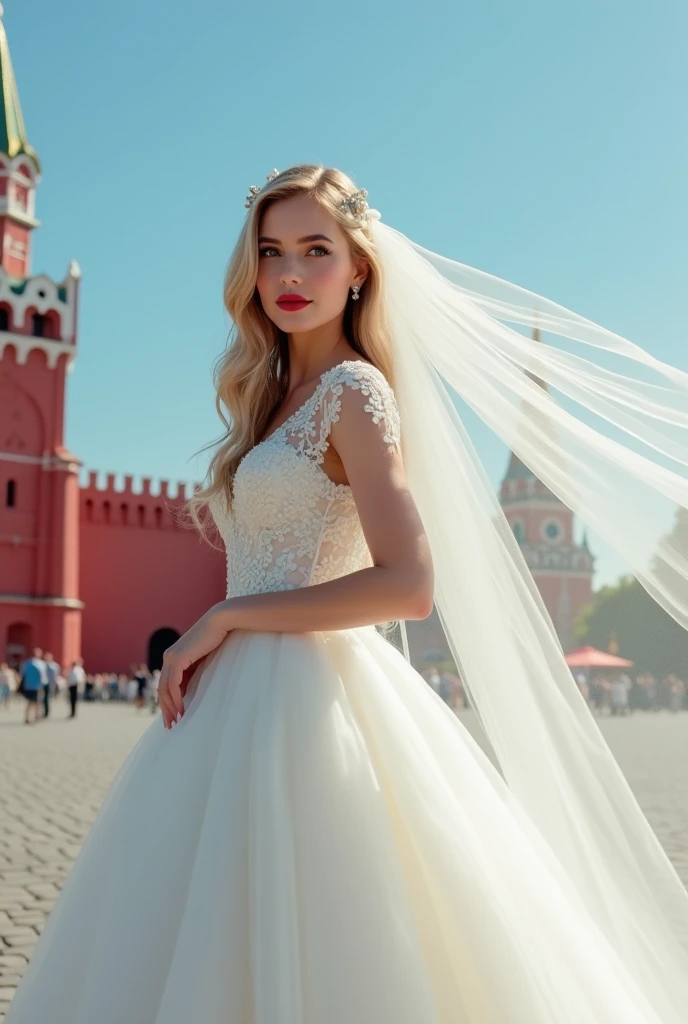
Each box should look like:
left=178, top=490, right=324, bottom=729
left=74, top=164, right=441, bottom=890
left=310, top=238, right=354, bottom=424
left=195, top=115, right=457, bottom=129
left=209, top=360, right=402, bottom=599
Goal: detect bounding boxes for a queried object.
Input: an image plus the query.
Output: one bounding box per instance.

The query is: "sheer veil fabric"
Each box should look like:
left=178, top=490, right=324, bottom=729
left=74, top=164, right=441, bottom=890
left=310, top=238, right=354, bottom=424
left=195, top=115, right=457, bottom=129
left=371, top=216, right=688, bottom=1018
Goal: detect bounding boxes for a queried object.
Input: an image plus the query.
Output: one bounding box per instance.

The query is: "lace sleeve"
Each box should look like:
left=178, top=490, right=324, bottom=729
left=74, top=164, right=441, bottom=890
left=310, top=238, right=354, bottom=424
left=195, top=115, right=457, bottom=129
left=316, top=361, right=402, bottom=459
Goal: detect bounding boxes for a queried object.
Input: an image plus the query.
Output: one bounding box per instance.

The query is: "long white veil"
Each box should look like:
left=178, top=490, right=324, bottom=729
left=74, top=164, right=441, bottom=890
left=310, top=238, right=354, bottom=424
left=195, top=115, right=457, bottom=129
left=369, top=217, right=688, bottom=1019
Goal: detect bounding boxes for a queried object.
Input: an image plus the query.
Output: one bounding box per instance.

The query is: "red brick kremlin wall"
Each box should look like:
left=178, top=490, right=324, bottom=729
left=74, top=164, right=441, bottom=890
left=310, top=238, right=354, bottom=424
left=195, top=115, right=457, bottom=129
left=78, top=473, right=225, bottom=674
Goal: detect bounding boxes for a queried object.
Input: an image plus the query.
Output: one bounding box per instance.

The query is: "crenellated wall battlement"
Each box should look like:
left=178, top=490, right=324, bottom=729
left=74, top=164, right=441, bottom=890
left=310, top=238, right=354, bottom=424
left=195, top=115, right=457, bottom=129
left=79, top=471, right=204, bottom=529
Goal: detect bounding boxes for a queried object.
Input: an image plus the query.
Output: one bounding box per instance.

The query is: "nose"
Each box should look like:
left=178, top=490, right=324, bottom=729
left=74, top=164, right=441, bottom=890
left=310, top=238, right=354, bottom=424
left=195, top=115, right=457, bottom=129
left=279, top=257, right=303, bottom=285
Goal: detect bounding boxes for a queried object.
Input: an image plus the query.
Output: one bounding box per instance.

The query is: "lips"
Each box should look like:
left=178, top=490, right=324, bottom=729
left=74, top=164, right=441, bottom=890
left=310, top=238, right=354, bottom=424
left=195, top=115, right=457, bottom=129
left=276, top=295, right=312, bottom=312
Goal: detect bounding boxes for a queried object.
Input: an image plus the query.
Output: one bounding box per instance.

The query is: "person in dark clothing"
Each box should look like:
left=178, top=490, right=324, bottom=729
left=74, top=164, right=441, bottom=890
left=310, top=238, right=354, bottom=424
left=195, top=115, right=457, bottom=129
left=67, top=658, right=85, bottom=718
left=131, top=663, right=150, bottom=711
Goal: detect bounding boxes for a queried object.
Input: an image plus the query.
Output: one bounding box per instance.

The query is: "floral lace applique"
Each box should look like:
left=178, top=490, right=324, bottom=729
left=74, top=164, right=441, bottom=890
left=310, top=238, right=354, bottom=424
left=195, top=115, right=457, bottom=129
left=210, top=360, right=401, bottom=599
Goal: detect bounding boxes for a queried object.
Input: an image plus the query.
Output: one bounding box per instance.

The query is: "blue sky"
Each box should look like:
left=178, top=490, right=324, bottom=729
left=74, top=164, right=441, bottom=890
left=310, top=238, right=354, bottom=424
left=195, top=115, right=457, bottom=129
left=8, top=0, right=687, bottom=588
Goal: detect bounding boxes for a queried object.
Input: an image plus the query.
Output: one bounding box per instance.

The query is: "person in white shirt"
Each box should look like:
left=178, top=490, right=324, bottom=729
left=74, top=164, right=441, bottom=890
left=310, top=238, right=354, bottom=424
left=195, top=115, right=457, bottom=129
left=42, top=652, right=61, bottom=719
left=67, top=658, right=86, bottom=718
left=149, top=668, right=161, bottom=714
left=610, top=672, right=631, bottom=716
left=0, top=662, right=17, bottom=708
left=424, top=665, right=441, bottom=695
left=575, top=672, right=590, bottom=705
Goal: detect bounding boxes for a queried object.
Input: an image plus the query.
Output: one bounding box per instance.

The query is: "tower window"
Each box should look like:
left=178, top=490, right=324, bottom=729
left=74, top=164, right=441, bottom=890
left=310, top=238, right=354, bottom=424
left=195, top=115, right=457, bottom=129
left=30, top=310, right=60, bottom=340
left=511, top=518, right=525, bottom=543
left=0, top=308, right=8, bottom=331
left=541, top=518, right=563, bottom=544
left=6, top=479, right=16, bottom=507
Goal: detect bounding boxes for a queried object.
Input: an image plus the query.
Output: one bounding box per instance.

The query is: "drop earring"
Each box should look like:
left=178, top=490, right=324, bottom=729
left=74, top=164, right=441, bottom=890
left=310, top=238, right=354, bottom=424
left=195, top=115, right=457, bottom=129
left=351, top=285, right=361, bottom=301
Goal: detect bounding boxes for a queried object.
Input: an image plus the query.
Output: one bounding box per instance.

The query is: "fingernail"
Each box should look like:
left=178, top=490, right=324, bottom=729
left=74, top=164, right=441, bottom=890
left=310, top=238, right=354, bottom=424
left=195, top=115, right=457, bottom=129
left=176, top=712, right=182, bottom=723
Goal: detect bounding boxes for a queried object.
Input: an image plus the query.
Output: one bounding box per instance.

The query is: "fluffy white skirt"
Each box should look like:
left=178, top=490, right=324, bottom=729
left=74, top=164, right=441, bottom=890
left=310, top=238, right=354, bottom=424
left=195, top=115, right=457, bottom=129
left=5, top=627, right=669, bottom=1023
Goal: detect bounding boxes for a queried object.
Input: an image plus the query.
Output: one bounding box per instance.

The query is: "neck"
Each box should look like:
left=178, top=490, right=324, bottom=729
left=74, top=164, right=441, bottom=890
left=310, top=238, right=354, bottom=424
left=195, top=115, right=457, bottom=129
left=285, top=318, right=351, bottom=384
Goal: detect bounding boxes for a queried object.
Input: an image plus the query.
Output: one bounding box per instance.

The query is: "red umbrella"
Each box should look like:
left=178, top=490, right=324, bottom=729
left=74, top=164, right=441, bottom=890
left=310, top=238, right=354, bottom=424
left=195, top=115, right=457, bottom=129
left=564, top=645, right=633, bottom=668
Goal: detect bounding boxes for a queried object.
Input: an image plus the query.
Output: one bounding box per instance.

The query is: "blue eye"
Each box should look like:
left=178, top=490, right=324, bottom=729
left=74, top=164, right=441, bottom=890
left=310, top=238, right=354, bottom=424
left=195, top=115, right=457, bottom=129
left=258, top=245, right=331, bottom=258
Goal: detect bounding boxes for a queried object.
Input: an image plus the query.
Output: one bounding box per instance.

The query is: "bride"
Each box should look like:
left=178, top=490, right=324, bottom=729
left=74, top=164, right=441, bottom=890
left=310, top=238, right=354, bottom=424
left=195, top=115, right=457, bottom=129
left=6, top=164, right=688, bottom=1023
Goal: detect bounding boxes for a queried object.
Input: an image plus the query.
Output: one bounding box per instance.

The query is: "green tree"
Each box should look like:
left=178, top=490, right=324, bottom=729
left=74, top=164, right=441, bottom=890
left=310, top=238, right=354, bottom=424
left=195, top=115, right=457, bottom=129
left=573, top=575, right=688, bottom=677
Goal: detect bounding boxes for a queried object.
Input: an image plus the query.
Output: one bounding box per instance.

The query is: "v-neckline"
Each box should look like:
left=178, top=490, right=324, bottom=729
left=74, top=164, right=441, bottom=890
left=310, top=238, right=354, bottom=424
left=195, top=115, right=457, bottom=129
left=256, top=359, right=370, bottom=448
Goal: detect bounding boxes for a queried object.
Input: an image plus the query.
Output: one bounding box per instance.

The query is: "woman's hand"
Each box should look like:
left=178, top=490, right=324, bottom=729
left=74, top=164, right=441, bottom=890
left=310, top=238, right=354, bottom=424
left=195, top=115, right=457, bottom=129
left=158, top=604, right=232, bottom=731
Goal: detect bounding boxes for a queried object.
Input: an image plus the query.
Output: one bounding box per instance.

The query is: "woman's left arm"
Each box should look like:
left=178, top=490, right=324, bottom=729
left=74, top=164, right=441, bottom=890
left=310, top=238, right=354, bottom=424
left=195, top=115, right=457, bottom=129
left=218, top=377, right=435, bottom=633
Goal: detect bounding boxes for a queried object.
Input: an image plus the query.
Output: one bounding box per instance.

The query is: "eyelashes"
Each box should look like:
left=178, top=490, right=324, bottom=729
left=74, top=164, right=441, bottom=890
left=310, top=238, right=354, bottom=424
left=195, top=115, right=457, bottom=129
left=258, top=246, right=332, bottom=258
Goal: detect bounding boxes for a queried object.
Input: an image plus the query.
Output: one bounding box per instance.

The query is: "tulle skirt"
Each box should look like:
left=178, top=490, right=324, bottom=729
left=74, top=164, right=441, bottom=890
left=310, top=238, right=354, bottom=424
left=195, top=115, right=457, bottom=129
left=5, top=626, right=671, bottom=1023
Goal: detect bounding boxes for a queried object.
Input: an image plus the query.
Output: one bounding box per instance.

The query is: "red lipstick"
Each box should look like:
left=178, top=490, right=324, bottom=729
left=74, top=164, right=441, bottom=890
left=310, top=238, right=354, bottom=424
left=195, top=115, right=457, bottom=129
left=276, top=294, right=312, bottom=312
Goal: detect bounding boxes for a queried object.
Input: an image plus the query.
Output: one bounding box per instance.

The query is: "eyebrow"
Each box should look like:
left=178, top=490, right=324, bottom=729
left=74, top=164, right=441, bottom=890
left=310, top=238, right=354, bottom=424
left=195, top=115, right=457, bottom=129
left=257, top=234, right=335, bottom=245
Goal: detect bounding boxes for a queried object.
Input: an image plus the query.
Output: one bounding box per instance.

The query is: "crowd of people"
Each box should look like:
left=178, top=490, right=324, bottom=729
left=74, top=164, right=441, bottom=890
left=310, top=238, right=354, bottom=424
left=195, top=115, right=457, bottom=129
left=4, top=650, right=686, bottom=724
left=0, top=649, right=162, bottom=724
left=421, top=665, right=467, bottom=710
left=421, top=663, right=687, bottom=716
left=572, top=670, right=687, bottom=715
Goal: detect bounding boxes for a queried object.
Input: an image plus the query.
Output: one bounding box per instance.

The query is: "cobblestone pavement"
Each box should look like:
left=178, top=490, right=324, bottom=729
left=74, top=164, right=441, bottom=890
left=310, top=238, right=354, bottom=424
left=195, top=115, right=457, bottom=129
left=1, top=696, right=687, bottom=1019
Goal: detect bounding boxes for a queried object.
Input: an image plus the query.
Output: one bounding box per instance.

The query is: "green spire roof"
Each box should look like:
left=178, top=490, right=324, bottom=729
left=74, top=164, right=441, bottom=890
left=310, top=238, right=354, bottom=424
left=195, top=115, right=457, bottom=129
left=503, top=451, right=535, bottom=483
left=0, top=8, right=40, bottom=170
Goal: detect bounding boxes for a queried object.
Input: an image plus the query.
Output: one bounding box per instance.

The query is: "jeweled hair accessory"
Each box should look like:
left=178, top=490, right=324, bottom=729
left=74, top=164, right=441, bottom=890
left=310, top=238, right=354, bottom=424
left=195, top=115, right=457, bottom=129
left=340, top=188, right=382, bottom=225
left=244, top=169, right=280, bottom=209
left=339, top=187, right=369, bottom=220
left=339, top=187, right=381, bottom=226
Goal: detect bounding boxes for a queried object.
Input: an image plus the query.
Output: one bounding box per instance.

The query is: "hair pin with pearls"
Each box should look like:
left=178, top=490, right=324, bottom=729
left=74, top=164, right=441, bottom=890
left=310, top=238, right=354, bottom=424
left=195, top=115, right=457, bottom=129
left=339, top=188, right=381, bottom=225
left=339, top=188, right=370, bottom=222
left=244, top=169, right=280, bottom=209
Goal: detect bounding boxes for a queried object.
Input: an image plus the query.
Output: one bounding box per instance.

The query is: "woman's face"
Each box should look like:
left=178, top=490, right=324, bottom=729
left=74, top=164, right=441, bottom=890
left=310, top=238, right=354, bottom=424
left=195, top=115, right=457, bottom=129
left=255, top=195, right=367, bottom=333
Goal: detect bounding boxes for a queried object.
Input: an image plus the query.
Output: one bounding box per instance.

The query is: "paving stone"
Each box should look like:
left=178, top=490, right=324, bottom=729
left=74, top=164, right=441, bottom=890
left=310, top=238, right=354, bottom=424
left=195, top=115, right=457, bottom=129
left=29, top=900, right=56, bottom=913
left=23, top=883, right=59, bottom=900
left=10, top=914, right=45, bottom=927
left=0, top=929, right=36, bottom=942
left=0, top=875, right=35, bottom=887
left=3, top=937, right=37, bottom=950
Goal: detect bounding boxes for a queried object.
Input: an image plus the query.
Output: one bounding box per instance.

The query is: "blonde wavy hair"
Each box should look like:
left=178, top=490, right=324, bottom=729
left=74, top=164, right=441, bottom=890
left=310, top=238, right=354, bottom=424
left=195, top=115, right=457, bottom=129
left=187, top=163, right=395, bottom=531
left=184, top=164, right=402, bottom=642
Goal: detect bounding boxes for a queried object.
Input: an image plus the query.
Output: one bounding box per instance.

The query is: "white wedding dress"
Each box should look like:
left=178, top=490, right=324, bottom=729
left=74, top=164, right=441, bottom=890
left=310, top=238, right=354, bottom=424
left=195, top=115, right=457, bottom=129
left=6, top=360, right=674, bottom=1023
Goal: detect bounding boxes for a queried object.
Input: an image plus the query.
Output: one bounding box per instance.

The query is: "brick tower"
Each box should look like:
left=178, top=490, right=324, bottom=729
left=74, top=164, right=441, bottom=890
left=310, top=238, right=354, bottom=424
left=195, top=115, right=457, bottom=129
left=498, top=325, right=595, bottom=650
left=0, top=6, right=83, bottom=669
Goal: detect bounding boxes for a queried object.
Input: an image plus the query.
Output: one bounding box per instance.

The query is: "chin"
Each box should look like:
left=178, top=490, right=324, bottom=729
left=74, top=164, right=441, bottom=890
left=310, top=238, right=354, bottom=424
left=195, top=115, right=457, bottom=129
left=271, top=309, right=322, bottom=331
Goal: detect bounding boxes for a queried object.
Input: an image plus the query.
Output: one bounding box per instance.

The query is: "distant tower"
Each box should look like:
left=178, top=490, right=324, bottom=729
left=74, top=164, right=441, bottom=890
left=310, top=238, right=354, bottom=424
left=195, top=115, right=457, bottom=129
left=498, top=323, right=595, bottom=650
left=0, top=6, right=83, bottom=669
left=0, top=5, right=40, bottom=276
